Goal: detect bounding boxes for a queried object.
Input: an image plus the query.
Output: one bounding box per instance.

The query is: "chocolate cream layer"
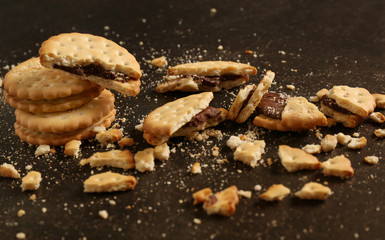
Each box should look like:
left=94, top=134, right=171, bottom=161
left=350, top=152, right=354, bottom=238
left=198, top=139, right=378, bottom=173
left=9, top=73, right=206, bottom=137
left=186, top=75, right=242, bottom=87
left=256, top=92, right=288, bottom=119
left=321, top=95, right=352, bottom=115
left=185, top=106, right=223, bottom=127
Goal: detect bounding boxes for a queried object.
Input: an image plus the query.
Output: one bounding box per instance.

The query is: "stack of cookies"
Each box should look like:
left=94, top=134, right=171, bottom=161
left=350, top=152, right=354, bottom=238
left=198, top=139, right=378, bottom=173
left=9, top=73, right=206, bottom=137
left=3, top=33, right=142, bottom=146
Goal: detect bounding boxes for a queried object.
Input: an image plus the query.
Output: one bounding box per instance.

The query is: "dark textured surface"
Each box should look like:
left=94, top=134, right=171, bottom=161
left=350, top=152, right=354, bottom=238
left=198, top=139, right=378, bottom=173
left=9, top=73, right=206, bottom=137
left=0, top=1, right=384, bottom=239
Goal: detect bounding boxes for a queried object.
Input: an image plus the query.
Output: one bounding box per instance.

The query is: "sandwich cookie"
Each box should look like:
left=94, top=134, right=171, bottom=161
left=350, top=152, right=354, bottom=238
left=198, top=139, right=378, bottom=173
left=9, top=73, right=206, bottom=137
left=319, top=86, right=376, bottom=128
left=3, top=57, right=103, bottom=113
left=156, top=61, right=257, bottom=93
left=228, top=70, right=275, bottom=123
left=143, top=92, right=228, bottom=145
left=39, top=32, right=142, bottom=96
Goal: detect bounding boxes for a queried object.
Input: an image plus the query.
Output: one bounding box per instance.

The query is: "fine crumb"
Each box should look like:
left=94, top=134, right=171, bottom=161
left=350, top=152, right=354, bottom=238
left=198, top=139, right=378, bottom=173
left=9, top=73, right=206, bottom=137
left=212, top=146, right=219, bottom=157
left=217, top=45, right=223, bottom=50
left=254, top=185, right=262, bottom=191
left=244, top=50, right=253, bottom=54
left=151, top=56, right=168, bottom=68
left=193, top=218, right=202, bottom=224
left=191, top=162, right=202, bottom=174
left=98, top=210, right=109, bottom=219
left=17, top=209, right=26, bottom=217
left=286, top=84, right=295, bottom=90
left=16, top=232, right=26, bottom=240
left=135, top=123, right=144, bottom=131
left=29, top=194, right=36, bottom=201
left=35, top=145, right=51, bottom=156
left=364, top=156, right=379, bottom=165
left=238, top=190, right=252, bottom=199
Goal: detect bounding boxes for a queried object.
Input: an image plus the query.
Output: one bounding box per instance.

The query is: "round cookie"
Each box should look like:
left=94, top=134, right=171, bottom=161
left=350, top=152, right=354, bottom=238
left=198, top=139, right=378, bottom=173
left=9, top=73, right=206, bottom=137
left=3, top=57, right=99, bottom=100
left=15, top=89, right=115, bottom=133
left=4, top=85, right=103, bottom=113
left=14, top=109, right=116, bottom=146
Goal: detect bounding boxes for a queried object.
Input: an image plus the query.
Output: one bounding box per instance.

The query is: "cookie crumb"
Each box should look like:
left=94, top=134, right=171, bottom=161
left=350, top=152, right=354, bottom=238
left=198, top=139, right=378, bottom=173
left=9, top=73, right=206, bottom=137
left=302, top=144, right=322, bottom=154
left=321, top=134, right=338, bottom=152
left=295, top=182, right=332, bottom=200
left=151, top=56, right=168, bottom=68
left=309, top=96, right=319, bottom=102
left=64, top=140, right=81, bottom=157
left=347, top=137, right=367, bottom=149
left=238, top=190, right=252, bottom=199
left=96, top=128, right=123, bottom=145
left=134, top=148, right=155, bottom=172
left=21, top=171, right=42, bottom=191
left=254, top=184, right=262, bottom=191
left=244, top=50, right=253, bottom=54
left=193, top=218, right=202, bottom=224
left=17, top=209, right=26, bottom=217
left=16, top=232, right=26, bottom=240
left=191, top=162, right=202, bottom=174
left=0, top=163, right=20, bottom=178
left=35, top=145, right=51, bottom=156
left=154, top=143, right=170, bottom=161
left=336, top=132, right=352, bottom=145
left=260, top=184, right=290, bottom=201
left=98, top=210, right=108, bottom=219
left=374, top=129, right=385, bottom=138
left=286, top=84, right=295, bottom=90
left=370, top=112, right=385, bottom=123
left=322, top=155, right=354, bottom=179
left=217, top=45, right=223, bottom=50
left=118, top=137, right=135, bottom=148
left=364, top=156, right=379, bottom=165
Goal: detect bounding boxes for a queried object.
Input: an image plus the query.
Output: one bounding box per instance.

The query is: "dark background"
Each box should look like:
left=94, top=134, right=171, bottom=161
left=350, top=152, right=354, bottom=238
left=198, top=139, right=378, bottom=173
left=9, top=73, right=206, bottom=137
left=0, top=0, right=384, bottom=239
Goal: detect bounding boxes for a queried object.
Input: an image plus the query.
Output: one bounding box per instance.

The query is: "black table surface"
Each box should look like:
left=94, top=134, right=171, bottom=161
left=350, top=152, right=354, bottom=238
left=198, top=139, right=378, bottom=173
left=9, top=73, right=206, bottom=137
left=1, top=1, right=384, bottom=239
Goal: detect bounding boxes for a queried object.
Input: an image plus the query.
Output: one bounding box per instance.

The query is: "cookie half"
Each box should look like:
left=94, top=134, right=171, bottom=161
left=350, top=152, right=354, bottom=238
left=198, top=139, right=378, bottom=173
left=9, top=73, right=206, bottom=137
left=15, top=89, right=115, bottom=133
left=143, top=92, right=227, bottom=145
left=156, top=61, right=257, bottom=93
left=39, top=33, right=141, bottom=96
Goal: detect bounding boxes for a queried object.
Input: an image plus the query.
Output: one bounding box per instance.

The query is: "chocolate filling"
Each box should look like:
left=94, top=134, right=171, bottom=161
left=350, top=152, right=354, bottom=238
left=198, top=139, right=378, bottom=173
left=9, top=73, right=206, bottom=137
left=54, top=64, right=134, bottom=82
left=321, top=95, right=352, bottom=115
left=186, top=106, right=222, bottom=127
left=256, top=92, right=288, bottom=119
left=187, top=75, right=242, bottom=87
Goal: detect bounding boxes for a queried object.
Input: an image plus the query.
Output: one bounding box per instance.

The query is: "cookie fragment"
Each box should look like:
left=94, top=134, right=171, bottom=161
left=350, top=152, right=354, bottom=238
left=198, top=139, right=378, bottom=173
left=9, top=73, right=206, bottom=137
left=364, top=156, right=379, bottom=165
left=259, top=184, right=291, bottom=201
left=369, top=112, right=385, bottom=123
left=0, top=163, right=20, bottom=178
left=374, top=129, right=385, bottom=138
left=134, top=148, right=155, bottom=172
left=201, top=186, right=240, bottom=217
left=191, top=162, right=202, bottom=174
left=301, top=144, right=322, bottom=154
left=154, top=143, right=170, bottom=161
left=151, top=56, right=168, bottom=68
left=278, top=145, right=322, bottom=172
left=347, top=137, right=367, bottom=149
left=95, top=128, right=123, bottom=145
left=21, top=171, right=42, bottom=191
left=372, top=93, right=385, bottom=108
left=336, top=132, right=352, bottom=145
left=83, top=171, right=137, bottom=192
left=64, top=140, right=82, bottom=157
left=80, top=150, right=135, bottom=170
left=322, top=155, right=354, bottom=178
left=294, top=182, right=332, bottom=200
left=233, top=140, right=266, bottom=167
left=320, top=134, right=338, bottom=152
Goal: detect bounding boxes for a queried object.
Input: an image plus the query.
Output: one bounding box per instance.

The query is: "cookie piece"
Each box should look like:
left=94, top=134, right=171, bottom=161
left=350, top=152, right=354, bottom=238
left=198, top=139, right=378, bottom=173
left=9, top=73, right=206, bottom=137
left=143, top=92, right=227, bottom=145
left=294, top=182, right=332, bottom=200
left=15, top=89, right=114, bottom=133
left=193, top=188, right=213, bottom=205
left=134, top=148, right=155, bottom=172
left=253, top=96, right=327, bottom=131
left=39, top=33, right=141, bottom=96
left=364, top=156, right=379, bottom=165
left=0, top=163, right=20, bottom=178
left=347, top=137, right=367, bottom=149
left=322, top=155, right=354, bottom=178
left=83, top=171, right=137, bottom=193
left=320, top=86, right=376, bottom=127
left=372, top=93, right=385, bottom=108
left=235, top=71, right=275, bottom=123
left=154, top=143, right=170, bottom=161
left=301, top=144, right=322, bottom=154
left=228, top=84, right=256, bottom=120
left=4, top=86, right=103, bottom=113
left=80, top=150, right=135, bottom=170
left=233, top=140, right=266, bottom=167
left=369, top=112, right=385, bottom=123
left=64, top=140, right=82, bottom=157
left=278, top=145, right=322, bottom=172
left=95, top=128, right=123, bottom=145
left=21, top=171, right=42, bottom=191
left=374, top=129, right=385, bottom=138
left=202, top=186, right=239, bottom=217
left=320, top=134, right=338, bottom=152
left=15, top=109, right=116, bottom=145
left=259, top=184, right=291, bottom=201
left=3, top=57, right=99, bottom=100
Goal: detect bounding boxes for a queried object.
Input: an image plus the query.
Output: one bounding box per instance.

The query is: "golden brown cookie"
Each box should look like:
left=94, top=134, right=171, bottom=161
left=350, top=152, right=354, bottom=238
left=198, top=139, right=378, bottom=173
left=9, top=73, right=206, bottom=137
left=39, top=33, right=142, bottom=96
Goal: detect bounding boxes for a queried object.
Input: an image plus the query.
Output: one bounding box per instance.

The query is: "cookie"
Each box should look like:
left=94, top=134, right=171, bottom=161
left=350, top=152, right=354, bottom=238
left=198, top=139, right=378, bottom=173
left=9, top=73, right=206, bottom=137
left=3, top=57, right=99, bottom=100
left=278, top=145, right=322, bottom=172
left=4, top=85, right=103, bottom=113
left=320, top=85, right=376, bottom=127
left=143, top=92, right=227, bottom=145
left=253, top=96, right=327, bottom=131
left=14, top=108, right=116, bottom=145
left=235, top=71, right=275, bottom=123
left=39, top=33, right=142, bottom=96
left=80, top=150, right=135, bottom=170
left=156, top=61, right=256, bottom=93
left=83, top=171, right=137, bottom=193
left=15, top=89, right=114, bottom=133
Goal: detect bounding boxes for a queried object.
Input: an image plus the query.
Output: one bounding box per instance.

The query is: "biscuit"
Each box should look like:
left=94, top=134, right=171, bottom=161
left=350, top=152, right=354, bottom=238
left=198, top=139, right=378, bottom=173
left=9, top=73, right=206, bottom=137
left=143, top=92, right=227, bottom=145
left=4, top=86, right=103, bottom=113
left=0, top=163, right=20, bottom=179
left=253, top=96, right=327, bottom=131
left=202, top=185, right=239, bottom=217
left=294, top=182, right=332, bottom=200
left=233, top=140, right=266, bottom=167
left=39, top=33, right=142, bottom=96
left=167, top=61, right=257, bottom=76
left=236, top=71, right=275, bottom=123
left=3, top=57, right=99, bottom=100
left=259, top=184, right=291, bottom=201
left=21, top=171, right=42, bottom=191
left=15, top=89, right=114, bottom=133
left=320, top=86, right=376, bottom=127
left=15, top=108, right=116, bottom=145
left=372, top=93, right=385, bottom=108
left=83, top=171, right=137, bottom=193
left=80, top=150, right=135, bottom=170
left=278, top=145, right=322, bottom=172
left=322, top=155, right=354, bottom=178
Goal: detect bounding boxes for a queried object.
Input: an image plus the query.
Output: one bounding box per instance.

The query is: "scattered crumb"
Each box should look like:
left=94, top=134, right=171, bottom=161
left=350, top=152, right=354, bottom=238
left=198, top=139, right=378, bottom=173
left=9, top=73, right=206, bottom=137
left=217, top=45, right=223, bottom=50
left=260, top=184, right=291, bottom=201
left=151, top=56, right=168, bottom=68
left=321, top=134, right=338, bottom=152
left=154, top=143, right=170, bottom=161
left=234, top=140, right=266, bottom=167
left=322, top=155, right=354, bottom=179
left=17, top=209, right=26, bottom=217
left=302, top=144, right=322, bottom=154
left=254, top=185, right=262, bottom=191
left=98, top=210, right=109, bottom=219
left=295, top=182, right=332, bottom=200
left=191, top=162, right=202, bottom=174
left=238, top=190, right=252, bottom=199
left=244, top=50, right=253, bottom=54
left=370, top=112, right=385, bottom=123
left=193, top=218, right=202, bottom=224
left=35, top=145, right=51, bottom=156
left=364, top=156, right=379, bottom=165
left=347, top=137, right=367, bottom=149
left=16, top=232, right=26, bottom=240
left=96, top=128, right=123, bottom=145
left=0, top=163, right=20, bottom=178
left=64, top=140, right=81, bottom=157
left=118, top=137, right=135, bottom=148
left=286, top=84, right=295, bottom=90
left=212, top=146, right=219, bottom=156
left=226, top=136, right=246, bottom=149
left=29, top=194, right=36, bottom=201
left=134, top=148, right=155, bottom=172
left=352, top=132, right=360, bottom=137
left=21, top=171, right=42, bottom=191
left=336, top=132, right=352, bottom=145
left=135, top=123, right=144, bottom=131
left=374, top=129, right=385, bottom=138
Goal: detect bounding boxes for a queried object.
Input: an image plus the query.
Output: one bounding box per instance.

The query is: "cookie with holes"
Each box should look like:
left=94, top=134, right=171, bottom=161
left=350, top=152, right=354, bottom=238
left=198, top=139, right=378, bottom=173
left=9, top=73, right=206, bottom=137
left=143, top=92, right=228, bottom=145
left=318, top=86, right=376, bottom=128
left=39, top=32, right=141, bottom=96
left=155, top=61, right=257, bottom=93
left=3, top=57, right=103, bottom=113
